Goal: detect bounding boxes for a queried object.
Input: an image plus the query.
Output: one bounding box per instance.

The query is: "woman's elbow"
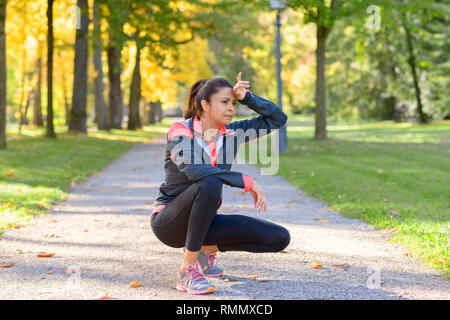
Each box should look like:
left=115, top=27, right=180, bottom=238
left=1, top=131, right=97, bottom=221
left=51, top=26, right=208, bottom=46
left=274, top=112, right=288, bottom=128
left=281, top=112, right=288, bottom=126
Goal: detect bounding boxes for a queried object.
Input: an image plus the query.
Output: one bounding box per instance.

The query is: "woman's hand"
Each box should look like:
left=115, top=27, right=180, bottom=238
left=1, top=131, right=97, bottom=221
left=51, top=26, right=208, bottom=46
left=249, top=180, right=267, bottom=213
left=233, top=71, right=250, bottom=101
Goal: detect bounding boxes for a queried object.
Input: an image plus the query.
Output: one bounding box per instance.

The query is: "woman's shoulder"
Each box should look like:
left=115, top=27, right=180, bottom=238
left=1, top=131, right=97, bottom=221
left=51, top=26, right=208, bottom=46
left=167, top=118, right=194, bottom=140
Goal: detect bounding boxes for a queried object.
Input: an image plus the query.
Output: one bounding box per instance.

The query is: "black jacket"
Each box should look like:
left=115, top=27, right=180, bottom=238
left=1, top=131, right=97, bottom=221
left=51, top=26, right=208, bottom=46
left=153, top=90, right=288, bottom=212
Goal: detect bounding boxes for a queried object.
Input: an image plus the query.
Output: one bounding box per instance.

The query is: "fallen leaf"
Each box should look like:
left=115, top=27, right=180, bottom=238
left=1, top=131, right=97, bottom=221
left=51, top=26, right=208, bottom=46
left=310, top=260, right=323, bottom=269
left=287, top=200, right=296, bottom=204
left=380, top=227, right=397, bottom=234
left=16, top=249, right=24, bottom=254
left=94, top=292, right=111, bottom=300
left=61, top=269, right=77, bottom=274
left=47, top=271, right=52, bottom=274
left=5, top=171, right=14, bottom=177
left=48, top=219, right=56, bottom=223
left=391, top=209, right=400, bottom=215
left=383, top=198, right=390, bottom=202
left=333, top=263, right=349, bottom=269
left=258, top=279, right=270, bottom=282
left=237, top=191, right=245, bottom=195
left=280, top=250, right=288, bottom=253
left=223, top=278, right=235, bottom=282
left=37, top=252, right=55, bottom=258
left=128, top=281, right=143, bottom=288
left=144, top=201, right=154, bottom=205
left=83, top=229, right=88, bottom=232
left=0, top=262, right=16, bottom=268
left=247, top=275, right=258, bottom=279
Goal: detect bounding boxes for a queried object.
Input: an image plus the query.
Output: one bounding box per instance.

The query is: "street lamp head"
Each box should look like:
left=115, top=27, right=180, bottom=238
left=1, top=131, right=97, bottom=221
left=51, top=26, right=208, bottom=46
left=270, top=0, right=286, bottom=10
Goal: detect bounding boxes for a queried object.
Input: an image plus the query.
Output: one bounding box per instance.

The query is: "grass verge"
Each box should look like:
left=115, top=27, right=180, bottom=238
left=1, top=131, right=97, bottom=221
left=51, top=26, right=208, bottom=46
left=0, top=121, right=169, bottom=236
left=239, top=120, right=449, bottom=277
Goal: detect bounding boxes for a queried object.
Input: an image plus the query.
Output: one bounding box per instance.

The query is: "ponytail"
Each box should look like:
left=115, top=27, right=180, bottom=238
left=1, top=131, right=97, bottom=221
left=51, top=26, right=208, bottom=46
left=184, top=79, right=208, bottom=119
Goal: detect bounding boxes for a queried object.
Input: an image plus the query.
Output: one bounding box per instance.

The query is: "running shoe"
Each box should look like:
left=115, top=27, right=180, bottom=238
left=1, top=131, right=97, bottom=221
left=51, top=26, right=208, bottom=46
left=176, top=262, right=215, bottom=295
left=197, top=250, right=225, bottom=277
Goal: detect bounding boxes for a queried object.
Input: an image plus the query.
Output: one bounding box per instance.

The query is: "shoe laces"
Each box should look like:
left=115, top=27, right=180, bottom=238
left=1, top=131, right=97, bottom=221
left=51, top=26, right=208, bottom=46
left=207, top=253, right=218, bottom=268
left=186, top=263, right=206, bottom=282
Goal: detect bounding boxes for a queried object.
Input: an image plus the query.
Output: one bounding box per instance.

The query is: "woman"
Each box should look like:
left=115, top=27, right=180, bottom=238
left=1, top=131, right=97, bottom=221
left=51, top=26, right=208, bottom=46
left=150, top=72, right=290, bottom=295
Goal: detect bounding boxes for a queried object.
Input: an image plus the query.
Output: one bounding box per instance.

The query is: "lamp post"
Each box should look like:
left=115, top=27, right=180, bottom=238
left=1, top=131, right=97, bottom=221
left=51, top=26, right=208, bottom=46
left=270, top=0, right=287, bottom=154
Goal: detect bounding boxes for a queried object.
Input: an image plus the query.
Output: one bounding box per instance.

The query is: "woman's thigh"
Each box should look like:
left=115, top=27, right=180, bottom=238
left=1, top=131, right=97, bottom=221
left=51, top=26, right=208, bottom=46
left=150, top=185, right=198, bottom=248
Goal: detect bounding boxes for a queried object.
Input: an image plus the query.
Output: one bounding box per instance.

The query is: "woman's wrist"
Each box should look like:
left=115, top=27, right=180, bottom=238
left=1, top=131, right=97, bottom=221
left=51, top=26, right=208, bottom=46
left=243, top=174, right=254, bottom=192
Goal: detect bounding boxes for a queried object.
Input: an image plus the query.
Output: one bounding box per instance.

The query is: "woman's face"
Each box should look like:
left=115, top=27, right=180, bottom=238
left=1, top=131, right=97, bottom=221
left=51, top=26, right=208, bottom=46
left=201, top=87, right=237, bottom=126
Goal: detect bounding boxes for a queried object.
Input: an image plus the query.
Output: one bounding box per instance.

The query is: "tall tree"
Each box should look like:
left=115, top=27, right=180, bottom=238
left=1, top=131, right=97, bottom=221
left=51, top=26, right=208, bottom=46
left=93, top=0, right=109, bottom=130
left=288, top=0, right=341, bottom=140
left=127, top=39, right=141, bottom=130
left=402, top=18, right=427, bottom=123
left=122, top=0, right=205, bottom=129
left=69, top=0, right=89, bottom=133
left=46, top=0, right=56, bottom=138
left=0, top=0, right=6, bottom=149
left=105, top=0, right=126, bottom=129
left=33, top=40, right=44, bottom=127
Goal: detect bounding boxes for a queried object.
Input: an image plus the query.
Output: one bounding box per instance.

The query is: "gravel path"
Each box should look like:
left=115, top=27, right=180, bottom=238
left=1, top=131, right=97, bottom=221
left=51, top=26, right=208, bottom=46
left=1, top=136, right=448, bottom=300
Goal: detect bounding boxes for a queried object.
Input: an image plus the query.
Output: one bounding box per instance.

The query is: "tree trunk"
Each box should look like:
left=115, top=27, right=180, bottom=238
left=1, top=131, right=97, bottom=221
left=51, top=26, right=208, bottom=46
left=21, top=90, right=32, bottom=126
left=127, top=42, right=141, bottom=130
left=46, top=0, right=56, bottom=138
left=0, top=0, right=6, bottom=148
left=93, top=0, right=109, bottom=131
left=108, top=43, right=124, bottom=129
left=33, top=42, right=44, bottom=127
left=148, top=102, right=156, bottom=125
left=403, top=20, right=427, bottom=124
left=314, top=24, right=329, bottom=140
left=148, top=101, right=162, bottom=124
left=69, top=0, right=89, bottom=133
left=156, top=101, right=162, bottom=122
left=58, top=51, right=70, bottom=126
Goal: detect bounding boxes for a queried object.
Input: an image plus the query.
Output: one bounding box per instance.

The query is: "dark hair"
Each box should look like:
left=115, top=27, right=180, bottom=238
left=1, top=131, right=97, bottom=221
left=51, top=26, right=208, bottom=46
left=183, top=77, right=233, bottom=119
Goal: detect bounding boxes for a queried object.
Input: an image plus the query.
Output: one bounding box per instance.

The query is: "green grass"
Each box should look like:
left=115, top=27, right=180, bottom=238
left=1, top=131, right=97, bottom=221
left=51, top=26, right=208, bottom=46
left=0, top=121, right=168, bottom=235
left=239, top=120, right=450, bottom=276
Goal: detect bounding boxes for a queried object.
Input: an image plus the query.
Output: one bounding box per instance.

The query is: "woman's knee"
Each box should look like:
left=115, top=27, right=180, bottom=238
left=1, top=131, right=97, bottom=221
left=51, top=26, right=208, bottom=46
left=196, top=175, right=223, bottom=199
left=268, top=226, right=290, bottom=252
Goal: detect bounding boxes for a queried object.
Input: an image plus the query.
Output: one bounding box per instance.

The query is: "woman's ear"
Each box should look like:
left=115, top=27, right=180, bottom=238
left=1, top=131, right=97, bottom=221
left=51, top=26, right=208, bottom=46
left=200, top=99, right=209, bottom=113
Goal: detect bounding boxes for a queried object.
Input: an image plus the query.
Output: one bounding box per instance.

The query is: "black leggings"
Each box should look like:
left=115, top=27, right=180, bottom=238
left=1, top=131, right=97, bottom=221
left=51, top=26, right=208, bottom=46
left=150, top=175, right=290, bottom=252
